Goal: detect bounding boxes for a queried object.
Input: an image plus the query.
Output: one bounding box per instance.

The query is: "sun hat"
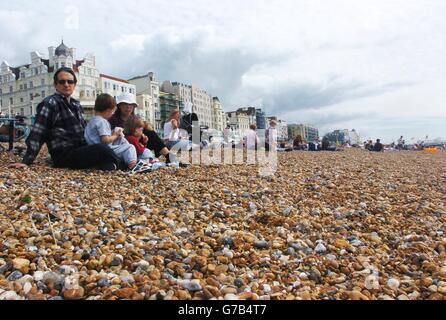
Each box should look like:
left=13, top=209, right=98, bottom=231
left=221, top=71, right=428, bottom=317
left=116, top=93, right=138, bottom=107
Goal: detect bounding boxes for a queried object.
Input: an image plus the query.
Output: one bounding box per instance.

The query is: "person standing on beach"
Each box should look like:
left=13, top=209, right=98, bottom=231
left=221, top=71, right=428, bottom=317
left=265, top=120, right=278, bottom=152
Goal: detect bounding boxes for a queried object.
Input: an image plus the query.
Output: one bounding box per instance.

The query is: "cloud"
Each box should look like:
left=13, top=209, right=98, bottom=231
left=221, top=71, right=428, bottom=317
left=1, top=0, right=445, bottom=142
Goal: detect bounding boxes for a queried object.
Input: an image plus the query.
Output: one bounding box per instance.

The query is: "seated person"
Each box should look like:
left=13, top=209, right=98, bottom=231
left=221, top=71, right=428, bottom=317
left=124, top=117, right=158, bottom=163
left=84, top=93, right=150, bottom=173
left=109, top=93, right=181, bottom=165
left=180, top=102, right=199, bottom=139
left=163, top=110, right=191, bottom=150
left=10, top=67, right=119, bottom=171
left=373, top=139, right=384, bottom=152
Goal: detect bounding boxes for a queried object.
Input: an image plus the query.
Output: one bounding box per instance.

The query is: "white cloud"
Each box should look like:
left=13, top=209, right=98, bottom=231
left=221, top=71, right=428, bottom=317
left=0, top=0, right=445, bottom=141
left=110, top=34, right=147, bottom=54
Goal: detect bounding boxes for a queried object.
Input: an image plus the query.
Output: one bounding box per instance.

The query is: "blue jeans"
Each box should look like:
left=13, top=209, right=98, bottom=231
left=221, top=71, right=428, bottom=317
left=166, top=140, right=191, bottom=151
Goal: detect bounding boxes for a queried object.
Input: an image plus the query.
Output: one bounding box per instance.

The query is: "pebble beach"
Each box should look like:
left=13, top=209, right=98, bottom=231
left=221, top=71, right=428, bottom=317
left=1, top=148, right=446, bottom=300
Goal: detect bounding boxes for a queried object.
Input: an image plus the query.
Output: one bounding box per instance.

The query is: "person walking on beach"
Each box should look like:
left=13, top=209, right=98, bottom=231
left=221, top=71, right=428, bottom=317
left=10, top=67, right=119, bottom=170
left=244, top=124, right=260, bottom=150
left=265, top=120, right=278, bottom=152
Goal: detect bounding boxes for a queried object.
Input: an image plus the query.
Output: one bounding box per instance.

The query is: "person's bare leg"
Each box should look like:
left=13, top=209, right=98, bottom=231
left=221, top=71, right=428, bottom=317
left=129, top=160, right=137, bottom=169
left=160, top=147, right=169, bottom=157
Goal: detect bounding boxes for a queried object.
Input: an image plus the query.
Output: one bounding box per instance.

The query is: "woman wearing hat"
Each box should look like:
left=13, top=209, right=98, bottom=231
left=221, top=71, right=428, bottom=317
left=109, top=93, right=184, bottom=165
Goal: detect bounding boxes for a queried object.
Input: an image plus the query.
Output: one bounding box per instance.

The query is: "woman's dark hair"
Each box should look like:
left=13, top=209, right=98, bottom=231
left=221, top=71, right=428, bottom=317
left=95, top=94, right=116, bottom=112
left=113, top=102, right=136, bottom=119
left=53, top=67, right=77, bottom=85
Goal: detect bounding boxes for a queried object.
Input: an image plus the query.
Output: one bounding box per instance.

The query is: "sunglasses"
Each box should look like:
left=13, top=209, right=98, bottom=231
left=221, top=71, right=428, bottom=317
left=57, top=80, right=76, bottom=85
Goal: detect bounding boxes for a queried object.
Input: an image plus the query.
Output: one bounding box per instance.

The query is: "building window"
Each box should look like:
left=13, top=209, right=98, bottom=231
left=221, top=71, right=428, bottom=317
left=9, top=86, right=13, bottom=93
left=86, top=90, right=90, bottom=97
left=20, top=108, right=24, bottom=116
left=20, top=84, right=23, bottom=90
left=121, top=86, right=124, bottom=92
left=29, top=81, right=33, bottom=88
left=9, top=97, right=13, bottom=105
left=41, top=91, right=45, bottom=98
left=41, top=79, right=45, bottom=85
left=30, top=93, right=34, bottom=100
left=61, top=62, right=65, bottom=68
left=21, top=72, right=25, bottom=79
left=20, top=98, right=24, bottom=103
left=24, top=83, right=27, bottom=90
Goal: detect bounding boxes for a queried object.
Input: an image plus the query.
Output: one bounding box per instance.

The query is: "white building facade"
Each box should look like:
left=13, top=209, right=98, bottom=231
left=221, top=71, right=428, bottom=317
left=128, top=72, right=160, bottom=130
left=164, top=81, right=214, bottom=129
left=227, top=111, right=250, bottom=138
left=0, top=41, right=135, bottom=120
left=212, top=97, right=226, bottom=132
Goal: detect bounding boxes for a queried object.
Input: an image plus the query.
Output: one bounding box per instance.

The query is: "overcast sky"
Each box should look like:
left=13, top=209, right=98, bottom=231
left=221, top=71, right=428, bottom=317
left=1, top=0, right=445, bottom=142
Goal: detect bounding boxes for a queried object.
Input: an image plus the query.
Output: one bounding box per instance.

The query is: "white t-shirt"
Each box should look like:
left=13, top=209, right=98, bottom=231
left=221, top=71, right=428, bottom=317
left=245, top=129, right=259, bottom=149
left=164, top=120, right=180, bottom=141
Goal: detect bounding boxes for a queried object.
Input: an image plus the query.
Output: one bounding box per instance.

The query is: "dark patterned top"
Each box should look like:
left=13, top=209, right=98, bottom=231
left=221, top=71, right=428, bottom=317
left=108, top=113, right=124, bottom=130
left=22, top=92, right=87, bottom=165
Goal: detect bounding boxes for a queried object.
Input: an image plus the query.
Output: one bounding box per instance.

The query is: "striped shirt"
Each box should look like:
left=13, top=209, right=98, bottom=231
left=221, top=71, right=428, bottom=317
left=22, top=92, right=87, bottom=165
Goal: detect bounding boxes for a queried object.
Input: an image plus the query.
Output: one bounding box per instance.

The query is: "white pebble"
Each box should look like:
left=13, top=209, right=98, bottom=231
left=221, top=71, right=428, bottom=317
left=224, top=293, right=239, bottom=300
left=387, top=278, right=400, bottom=290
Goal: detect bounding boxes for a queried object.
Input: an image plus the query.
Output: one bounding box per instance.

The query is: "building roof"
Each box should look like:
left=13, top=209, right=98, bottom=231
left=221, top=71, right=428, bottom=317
left=172, top=82, right=192, bottom=88
left=128, top=74, right=147, bottom=81
left=100, top=74, right=129, bottom=83
left=40, top=58, right=54, bottom=72
left=55, top=40, right=71, bottom=57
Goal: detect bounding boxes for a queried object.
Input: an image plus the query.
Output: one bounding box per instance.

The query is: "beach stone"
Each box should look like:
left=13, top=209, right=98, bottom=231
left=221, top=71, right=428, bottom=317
left=12, top=258, right=30, bottom=272
left=0, top=291, right=23, bottom=300
left=254, top=240, right=269, bottom=249
left=182, top=280, right=202, bottom=292
left=387, top=278, right=400, bottom=291
left=64, top=287, right=85, bottom=300
left=315, top=243, right=327, bottom=253
left=349, top=291, right=369, bottom=300
left=224, top=293, right=239, bottom=300
left=7, top=271, right=23, bottom=281
left=115, top=288, right=136, bottom=299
